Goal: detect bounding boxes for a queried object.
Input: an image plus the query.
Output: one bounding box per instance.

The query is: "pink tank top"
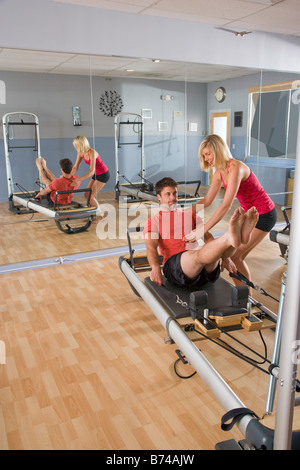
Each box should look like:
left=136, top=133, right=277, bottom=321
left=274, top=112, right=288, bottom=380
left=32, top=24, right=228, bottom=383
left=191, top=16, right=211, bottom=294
left=83, top=151, right=108, bottom=175
left=220, top=162, right=275, bottom=215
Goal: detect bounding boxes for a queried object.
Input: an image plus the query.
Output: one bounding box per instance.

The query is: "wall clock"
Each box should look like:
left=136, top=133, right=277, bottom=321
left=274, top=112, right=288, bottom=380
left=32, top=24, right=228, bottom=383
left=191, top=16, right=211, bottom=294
left=99, top=90, right=123, bottom=117
left=215, top=86, right=226, bottom=103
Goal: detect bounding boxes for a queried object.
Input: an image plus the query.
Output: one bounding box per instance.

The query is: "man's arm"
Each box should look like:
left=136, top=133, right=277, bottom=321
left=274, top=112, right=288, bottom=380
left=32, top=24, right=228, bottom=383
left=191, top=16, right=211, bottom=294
left=144, top=234, right=162, bottom=286
left=35, top=186, right=52, bottom=200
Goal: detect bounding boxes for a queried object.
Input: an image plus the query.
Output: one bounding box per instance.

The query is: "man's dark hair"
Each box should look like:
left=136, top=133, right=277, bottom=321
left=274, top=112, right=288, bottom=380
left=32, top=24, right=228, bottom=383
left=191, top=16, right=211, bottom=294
left=59, top=158, right=73, bottom=174
left=155, top=177, right=178, bottom=196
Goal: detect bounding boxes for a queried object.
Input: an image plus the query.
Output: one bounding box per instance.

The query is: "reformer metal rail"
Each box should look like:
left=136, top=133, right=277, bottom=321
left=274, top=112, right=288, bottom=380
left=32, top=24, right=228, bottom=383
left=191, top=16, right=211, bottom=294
left=119, top=256, right=256, bottom=440
left=272, top=107, right=300, bottom=450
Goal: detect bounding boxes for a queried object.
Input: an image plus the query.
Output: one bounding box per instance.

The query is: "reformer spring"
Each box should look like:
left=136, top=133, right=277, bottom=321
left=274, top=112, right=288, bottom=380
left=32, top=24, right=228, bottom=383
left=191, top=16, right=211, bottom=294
left=173, top=298, right=271, bottom=376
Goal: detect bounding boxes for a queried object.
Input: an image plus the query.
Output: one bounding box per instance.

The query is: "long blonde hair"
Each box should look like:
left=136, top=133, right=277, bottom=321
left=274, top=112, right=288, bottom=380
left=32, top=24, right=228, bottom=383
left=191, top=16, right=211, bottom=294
left=73, top=136, right=91, bottom=154
left=199, top=134, right=232, bottom=171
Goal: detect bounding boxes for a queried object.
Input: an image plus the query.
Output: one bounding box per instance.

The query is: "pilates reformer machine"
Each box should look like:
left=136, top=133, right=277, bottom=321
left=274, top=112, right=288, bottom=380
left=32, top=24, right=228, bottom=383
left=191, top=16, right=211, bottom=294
left=119, top=229, right=300, bottom=450
left=2, top=112, right=97, bottom=234
left=119, top=162, right=300, bottom=452
left=114, top=112, right=202, bottom=205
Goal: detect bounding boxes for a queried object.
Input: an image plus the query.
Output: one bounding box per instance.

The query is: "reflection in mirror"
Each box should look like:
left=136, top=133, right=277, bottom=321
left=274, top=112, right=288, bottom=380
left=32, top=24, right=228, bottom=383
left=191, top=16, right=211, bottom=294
left=0, top=49, right=298, bottom=268
left=246, top=76, right=300, bottom=209
left=248, top=82, right=299, bottom=159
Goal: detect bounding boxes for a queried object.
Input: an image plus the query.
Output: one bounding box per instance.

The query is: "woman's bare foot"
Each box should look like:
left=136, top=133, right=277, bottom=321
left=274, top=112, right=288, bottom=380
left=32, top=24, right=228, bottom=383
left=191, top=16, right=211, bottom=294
left=91, top=207, right=103, bottom=222
left=228, top=207, right=245, bottom=247
left=241, top=207, right=259, bottom=244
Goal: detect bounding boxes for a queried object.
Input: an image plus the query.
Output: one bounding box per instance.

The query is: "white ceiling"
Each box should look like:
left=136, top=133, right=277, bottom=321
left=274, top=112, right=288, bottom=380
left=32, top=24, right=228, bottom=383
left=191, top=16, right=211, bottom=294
left=50, top=0, right=300, bottom=36
left=0, top=48, right=261, bottom=82
left=0, top=0, right=299, bottom=82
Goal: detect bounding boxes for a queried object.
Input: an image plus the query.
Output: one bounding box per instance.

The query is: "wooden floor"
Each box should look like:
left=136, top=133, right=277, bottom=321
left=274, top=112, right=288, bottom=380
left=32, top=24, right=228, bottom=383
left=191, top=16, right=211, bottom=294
left=0, top=186, right=288, bottom=266
left=0, top=189, right=292, bottom=450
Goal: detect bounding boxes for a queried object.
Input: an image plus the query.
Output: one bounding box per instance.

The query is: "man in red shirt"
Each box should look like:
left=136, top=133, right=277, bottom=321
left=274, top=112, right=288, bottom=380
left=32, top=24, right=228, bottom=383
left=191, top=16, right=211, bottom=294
left=143, top=177, right=259, bottom=287
left=35, top=157, right=81, bottom=205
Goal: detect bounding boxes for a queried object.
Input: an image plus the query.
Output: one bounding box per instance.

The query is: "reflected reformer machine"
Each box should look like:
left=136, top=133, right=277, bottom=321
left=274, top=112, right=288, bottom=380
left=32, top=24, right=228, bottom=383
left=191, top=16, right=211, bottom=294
left=114, top=112, right=202, bottom=205
left=2, top=112, right=97, bottom=234
left=270, top=205, right=291, bottom=261
left=119, top=221, right=300, bottom=450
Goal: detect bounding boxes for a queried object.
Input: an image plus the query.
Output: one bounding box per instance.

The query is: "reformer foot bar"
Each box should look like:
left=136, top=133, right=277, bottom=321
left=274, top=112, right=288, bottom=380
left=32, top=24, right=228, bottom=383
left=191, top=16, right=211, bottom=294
left=116, top=177, right=203, bottom=205
left=119, top=255, right=300, bottom=449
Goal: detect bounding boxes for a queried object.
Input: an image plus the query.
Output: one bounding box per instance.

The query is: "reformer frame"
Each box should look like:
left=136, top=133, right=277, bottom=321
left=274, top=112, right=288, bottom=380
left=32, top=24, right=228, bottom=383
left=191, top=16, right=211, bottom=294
left=12, top=188, right=96, bottom=234
left=2, top=111, right=41, bottom=200
left=119, top=173, right=300, bottom=451
left=120, top=253, right=299, bottom=450
left=270, top=205, right=291, bottom=260
left=114, top=112, right=202, bottom=205
left=2, top=111, right=97, bottom=234
left=114, top=112, right=146, bottom=201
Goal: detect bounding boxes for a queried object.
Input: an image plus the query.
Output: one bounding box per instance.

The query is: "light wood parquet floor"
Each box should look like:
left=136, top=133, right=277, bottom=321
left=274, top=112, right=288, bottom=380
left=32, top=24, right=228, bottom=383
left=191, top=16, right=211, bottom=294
left=0, top=186, right=288, bottom=266
left=0, top=189, right=292, bottom=450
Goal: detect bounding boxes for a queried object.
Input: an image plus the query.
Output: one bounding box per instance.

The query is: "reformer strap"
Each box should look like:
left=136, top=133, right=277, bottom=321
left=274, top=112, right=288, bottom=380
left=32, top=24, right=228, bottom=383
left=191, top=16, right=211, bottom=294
left=221, top=407, right=260, bottom=431
left=230, top=271, right=255, bottom=289
left=230, top=271, right=279, bottom=302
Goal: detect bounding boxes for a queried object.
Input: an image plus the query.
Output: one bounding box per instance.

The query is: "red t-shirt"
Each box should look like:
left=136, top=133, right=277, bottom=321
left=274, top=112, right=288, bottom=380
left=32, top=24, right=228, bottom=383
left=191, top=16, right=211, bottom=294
left=48, top=175, right=81, bottom=205
left=143, top=209, right=202, bottom=264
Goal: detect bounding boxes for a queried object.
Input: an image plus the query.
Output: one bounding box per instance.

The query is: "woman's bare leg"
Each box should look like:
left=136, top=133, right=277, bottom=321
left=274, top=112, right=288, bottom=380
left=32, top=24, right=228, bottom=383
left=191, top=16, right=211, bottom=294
left=86, top=179, right=106, bottom=213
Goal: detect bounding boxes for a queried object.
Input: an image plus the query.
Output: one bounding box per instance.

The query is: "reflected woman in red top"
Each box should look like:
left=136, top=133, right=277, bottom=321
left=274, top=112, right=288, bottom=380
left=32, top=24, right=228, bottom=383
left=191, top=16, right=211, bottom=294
left=71, top=136, right=110, bottom=214
left=186, top=134, right=277, bottom=285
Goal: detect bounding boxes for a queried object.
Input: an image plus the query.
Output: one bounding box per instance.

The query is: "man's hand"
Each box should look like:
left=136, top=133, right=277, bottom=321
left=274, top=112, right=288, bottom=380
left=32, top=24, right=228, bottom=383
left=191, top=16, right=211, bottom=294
left=70, top=178, right=80, bottom=187
left=183, top=221, right=204, bottom=243
left=221, top=257, right=237, bottom=274
left=150, top=265, right=163, bottom=286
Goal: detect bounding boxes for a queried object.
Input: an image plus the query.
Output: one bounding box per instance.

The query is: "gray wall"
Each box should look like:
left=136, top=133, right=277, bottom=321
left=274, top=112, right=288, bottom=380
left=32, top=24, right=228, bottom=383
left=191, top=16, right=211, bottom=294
left=0, top=71, right=207, bottom=201
left=1, top=68, right=299, bottom=204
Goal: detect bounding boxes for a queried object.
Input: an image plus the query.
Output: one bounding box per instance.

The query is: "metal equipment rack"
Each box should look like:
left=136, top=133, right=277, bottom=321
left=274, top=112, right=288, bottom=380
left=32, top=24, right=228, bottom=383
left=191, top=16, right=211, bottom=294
left=114, top=112, right=146, bottom=201
left=2, top=111, right=41, bottom=213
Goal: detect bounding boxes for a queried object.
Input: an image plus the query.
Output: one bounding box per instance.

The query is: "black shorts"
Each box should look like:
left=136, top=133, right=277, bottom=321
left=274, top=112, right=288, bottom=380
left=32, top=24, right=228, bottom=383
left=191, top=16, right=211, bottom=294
left=163, top=251, right=220, bottom=288
left=92, top=170, right=110, bottom=183
left=255, top=207, right=277, bottom=232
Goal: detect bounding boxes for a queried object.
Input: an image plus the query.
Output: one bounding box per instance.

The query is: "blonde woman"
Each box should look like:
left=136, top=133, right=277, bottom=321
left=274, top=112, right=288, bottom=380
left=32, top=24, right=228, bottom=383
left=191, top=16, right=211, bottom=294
left=185, top=134, right=277, bottom=284
left=71, top=136, right=110, bottom=212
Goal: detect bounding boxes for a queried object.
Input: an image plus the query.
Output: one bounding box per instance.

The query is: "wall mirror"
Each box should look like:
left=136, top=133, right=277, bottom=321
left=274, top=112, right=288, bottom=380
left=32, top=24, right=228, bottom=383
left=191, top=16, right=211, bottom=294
left=0, top=49, right=299, bottom=268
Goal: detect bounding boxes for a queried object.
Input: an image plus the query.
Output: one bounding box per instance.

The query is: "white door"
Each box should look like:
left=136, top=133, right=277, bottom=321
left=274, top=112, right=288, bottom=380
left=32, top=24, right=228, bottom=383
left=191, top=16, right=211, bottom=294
left=210, top=111, right=230, bottom=145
